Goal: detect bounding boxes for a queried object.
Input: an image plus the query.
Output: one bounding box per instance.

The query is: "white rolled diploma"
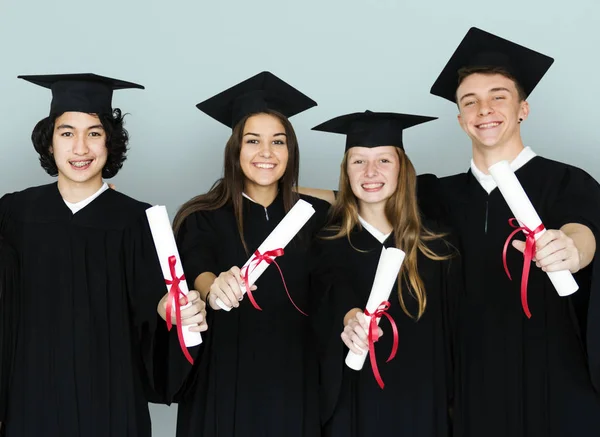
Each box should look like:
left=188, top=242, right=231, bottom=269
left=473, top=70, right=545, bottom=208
left=216, top=199, right=316, bottom=311
left=345, top=247, right=406, bottom=371
left=145, top=206, right=202, bottom=347
left=488, top=160, right=578, bottom=297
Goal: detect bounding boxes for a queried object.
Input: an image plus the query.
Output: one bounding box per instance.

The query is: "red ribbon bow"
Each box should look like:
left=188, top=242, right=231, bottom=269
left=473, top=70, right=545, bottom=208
left=502, top=218, right=546, bottom=319
left=364, top=301, right=399, bottom=389
left=165, top=255, right=194, bottom=365
left=242, top=249, right=308, bottom=316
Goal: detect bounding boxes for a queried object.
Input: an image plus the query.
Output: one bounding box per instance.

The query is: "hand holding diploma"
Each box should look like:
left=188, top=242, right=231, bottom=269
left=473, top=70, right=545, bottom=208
left=343, top=247, right=405, bottom=388
left=158, top=290, right=208, bottom=333
left=146, top=206, right=203, bottom=364
left=207, top=267, right=257, bottom=310
left=214, top=199, right=316, bottom=312
left=488, top=160, right=579, bottom=318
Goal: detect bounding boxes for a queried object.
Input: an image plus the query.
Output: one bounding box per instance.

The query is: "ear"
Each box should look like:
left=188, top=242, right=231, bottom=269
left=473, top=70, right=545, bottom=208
left=518, top=100, right=530, bottom=122
left=457, top=112, right=468, bottom=133
left=49, top=145, right=53, bottom=155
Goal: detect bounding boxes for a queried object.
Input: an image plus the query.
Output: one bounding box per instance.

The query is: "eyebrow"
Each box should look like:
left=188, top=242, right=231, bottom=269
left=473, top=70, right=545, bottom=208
left=458, top=93, right=476, bottom=103
left=459, top=87, right=512, bottom=103
left=243, top=132, right=287, bottom=137
left=55, top=124, right=104, bottom=130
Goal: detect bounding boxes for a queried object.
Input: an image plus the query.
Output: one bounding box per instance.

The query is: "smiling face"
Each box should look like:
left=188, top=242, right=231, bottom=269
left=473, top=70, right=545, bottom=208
left=50, top=111, right=107, bottom=188
left=457, top=73, right=529, bottom=151
left=239, top=113, right=289, bottom=195
left=346, top=145, right=400, bottom=210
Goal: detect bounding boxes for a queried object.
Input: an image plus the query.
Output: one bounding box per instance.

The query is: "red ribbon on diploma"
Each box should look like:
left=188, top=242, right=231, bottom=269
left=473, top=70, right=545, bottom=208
left=364, top=301, right=399, bottom=389
left=502, top=218, right=546, bottom=319
left=242, top=249, right=308, bottom=316
left=165, top=255, right=194, bottom=365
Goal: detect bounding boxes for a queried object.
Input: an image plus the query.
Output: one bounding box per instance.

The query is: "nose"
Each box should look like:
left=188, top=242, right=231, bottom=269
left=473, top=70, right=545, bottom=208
left=258, top=142, right=272, bottom=158
left=72, top=134, right=89, bottom=155
left=478, top=100, right=494, bottom=117
left=365, top=160, right=378, bottom=177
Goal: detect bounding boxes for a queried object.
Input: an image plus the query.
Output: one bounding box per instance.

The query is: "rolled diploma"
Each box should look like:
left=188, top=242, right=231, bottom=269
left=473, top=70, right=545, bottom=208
left=216, top=199, right=316, bottom=311
left=145, top=206, right=202, bottom=347
left=488, top=160, right=578, bottom=297
left=345, top=247, right=406, bottom=371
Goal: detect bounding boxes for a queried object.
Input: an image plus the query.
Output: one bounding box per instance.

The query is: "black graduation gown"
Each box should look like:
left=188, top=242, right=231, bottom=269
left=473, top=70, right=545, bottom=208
left=310, top=223, right=460, bottom=437
left=0, top=183, right=195, bottom=437
left=175, top=193, right=330, bottom=437
left=0, top=237, right=18, bottom=436
left=439, top=156, right=600, bottom=437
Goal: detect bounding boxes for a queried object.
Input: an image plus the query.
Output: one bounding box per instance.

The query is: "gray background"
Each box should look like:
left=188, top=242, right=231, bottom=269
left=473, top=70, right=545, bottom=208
left=1, top=0, right=598, bottom=435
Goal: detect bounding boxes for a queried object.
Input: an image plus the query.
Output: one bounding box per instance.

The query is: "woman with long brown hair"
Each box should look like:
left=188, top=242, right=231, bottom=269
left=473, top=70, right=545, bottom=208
left=173, top=72, right=330, bottom=437
left=309, top=111, right=461, bottom=437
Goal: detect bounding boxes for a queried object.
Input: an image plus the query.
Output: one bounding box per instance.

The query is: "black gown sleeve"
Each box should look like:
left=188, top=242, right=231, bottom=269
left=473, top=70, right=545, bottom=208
left=0, top=237, right=18, bottom=425
left=0, top=194, right=15, bottom=238
left=308, top=235, right=363, bottom=424
left=439, top=234, right=464, bottom=420
left=177, top=210, right=221, bottom=289
left=124, top=213, right=200, bottom=404
left=546, top=166, right=600, bottom=393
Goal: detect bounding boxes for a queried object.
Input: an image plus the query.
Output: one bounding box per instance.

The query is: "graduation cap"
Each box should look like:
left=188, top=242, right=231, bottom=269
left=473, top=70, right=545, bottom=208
left=312, top=110, right=437, bottom=151
left=196, top=71, right=317, bottom=128
left=18, top=73, right=145, bottom=115
left=430, top=27, right=554, bottom=103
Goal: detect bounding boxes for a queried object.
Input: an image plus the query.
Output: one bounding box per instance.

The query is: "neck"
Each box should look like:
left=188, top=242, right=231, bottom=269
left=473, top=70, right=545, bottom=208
left=244, top=183, right=278, bottom=207
left=358, top=201, right=392, bottom=234
left=57, top=175, right=104, bottom=203
left=472, top=137, right=525, bottom=175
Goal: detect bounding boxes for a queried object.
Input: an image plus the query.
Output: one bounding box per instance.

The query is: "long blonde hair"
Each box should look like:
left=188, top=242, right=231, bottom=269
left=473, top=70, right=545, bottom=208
left=326, top=147, right=449, bottom=319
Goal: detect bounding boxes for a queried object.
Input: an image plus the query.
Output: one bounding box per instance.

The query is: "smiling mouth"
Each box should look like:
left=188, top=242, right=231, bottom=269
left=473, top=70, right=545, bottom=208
left=253, top=163, right=276, bottom=169
left=69, top=160, right=93, bottom=170
left=476, top=121, right=502, bottom=129
left=362, top=183, right=384, bottom=192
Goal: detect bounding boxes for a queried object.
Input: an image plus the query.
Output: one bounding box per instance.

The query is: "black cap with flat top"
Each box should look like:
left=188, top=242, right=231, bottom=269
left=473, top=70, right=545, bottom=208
left=312, top=110, right=437, bottom=152
left=196, top=71, right=317, bottom=128
left=430, top=27, right=554, bottom=103
left=18, top=73, right=144, bottom=115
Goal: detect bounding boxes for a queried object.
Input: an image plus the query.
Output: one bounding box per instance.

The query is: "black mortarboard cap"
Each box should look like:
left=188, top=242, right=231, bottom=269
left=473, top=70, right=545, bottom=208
left=196, top=71, right=317, bottom=128
left=430, top=27, right=554, bottom=103
left=18, top=73, right=144, bottom=115
left=312, top=110, right=437, bottom=152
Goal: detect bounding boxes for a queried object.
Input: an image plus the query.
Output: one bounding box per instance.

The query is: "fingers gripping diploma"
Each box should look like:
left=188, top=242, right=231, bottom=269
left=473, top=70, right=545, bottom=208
left=158, top=289, right=208, bottom=332
left=206, top=266, right=257, bottom=311
left=512, top=228, right=584, bottom=274
left=341, top=310, right=384, bottom=356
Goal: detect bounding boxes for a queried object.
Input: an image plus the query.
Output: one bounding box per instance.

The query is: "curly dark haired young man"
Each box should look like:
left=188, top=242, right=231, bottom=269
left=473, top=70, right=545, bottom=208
left=0, top=74, right=207, bottom=437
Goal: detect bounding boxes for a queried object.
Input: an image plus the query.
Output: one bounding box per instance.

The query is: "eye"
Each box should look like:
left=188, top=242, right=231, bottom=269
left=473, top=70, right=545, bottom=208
left=273, top=139, right=286, bottom=145
left=89, top=131, right=103, bottom=137
left=60, top=131, right=74, bottom=137
left=245, top=139, right=259, bottom=144
left=380, top=158, right=391, bottom=163
left=352, top=159, right=364, bottom=164
left=493, top=95, right=505, bottom=101
left=463, top=100, right=475, bottom=107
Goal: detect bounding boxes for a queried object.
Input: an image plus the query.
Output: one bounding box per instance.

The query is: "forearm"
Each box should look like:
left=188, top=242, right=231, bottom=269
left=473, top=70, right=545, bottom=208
left=296, top=186, right=335, bottom=204
left=561, top=223, right=597, bottom=269
left=194, top=272, right=217, bottom=302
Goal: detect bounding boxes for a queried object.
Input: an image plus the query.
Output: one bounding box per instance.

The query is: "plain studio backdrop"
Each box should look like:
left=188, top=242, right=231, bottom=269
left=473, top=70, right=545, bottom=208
left=0, top=0, right=598, bottom=435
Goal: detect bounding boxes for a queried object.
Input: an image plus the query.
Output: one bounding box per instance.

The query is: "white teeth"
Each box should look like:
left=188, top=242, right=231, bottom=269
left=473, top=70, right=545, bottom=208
left=255, top=163, right=275, bottom=169
left=362, top=183, right=384, bottom=189
left=71, top=160, right=92, bottom=168
left=478, top=122, right=500, bottom=128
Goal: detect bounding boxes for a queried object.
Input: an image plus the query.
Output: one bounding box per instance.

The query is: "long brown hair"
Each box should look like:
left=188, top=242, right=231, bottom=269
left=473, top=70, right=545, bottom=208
left=173, top=109, right=300, bottom=253
left=326, top=147, right=449, bottom=319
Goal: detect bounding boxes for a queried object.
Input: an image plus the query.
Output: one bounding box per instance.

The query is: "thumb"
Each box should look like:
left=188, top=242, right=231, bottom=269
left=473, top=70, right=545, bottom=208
left=512, top=239, right=526, bottom=254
